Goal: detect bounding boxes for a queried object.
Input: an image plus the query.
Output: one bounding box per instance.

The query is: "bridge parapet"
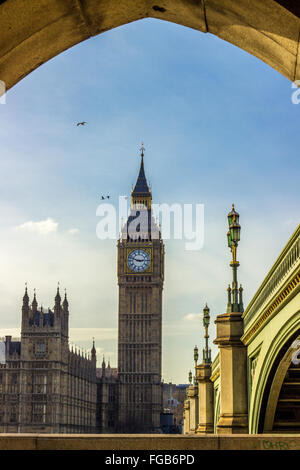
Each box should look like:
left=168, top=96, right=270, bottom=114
left=243, top=225, right=300, bottom=343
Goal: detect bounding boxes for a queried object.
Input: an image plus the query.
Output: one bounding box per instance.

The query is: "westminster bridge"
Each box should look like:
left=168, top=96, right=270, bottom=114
left=185, top=223, right=300, bottom=435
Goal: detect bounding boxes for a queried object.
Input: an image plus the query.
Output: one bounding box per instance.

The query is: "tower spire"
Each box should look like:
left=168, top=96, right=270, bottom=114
left=91, top=337, right=96, bottom=367
left=131, top=143, right=152, bottom=209
left=23, top=282, right=29, bottom=304
left=140, top=142, right=145, bottom=158
left=55, top=282, right=61, bottom=301
left=32, top=288, right=37, bottom=312
left=63, top=288, right=69, bottom=309
left=54, top=282, right=61, bottom=316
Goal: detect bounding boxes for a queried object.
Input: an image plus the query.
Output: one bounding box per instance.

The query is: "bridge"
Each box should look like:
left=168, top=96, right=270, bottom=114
left=184, top=223, right=300, bottom=435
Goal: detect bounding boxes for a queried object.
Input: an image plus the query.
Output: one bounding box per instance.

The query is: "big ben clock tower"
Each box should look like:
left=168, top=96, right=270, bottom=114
left=117, top=145, right=164, bottom=433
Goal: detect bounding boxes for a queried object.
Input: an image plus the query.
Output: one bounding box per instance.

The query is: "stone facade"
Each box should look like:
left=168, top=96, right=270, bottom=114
left=96, top=360, right=118, bottom=433
left=116, top=149, right=164, bottom=433
left=0, top=150, right=165, bottom=435
left=0, top=287, right=97, bottom=433
left=95, top=150, right=165, bottom=433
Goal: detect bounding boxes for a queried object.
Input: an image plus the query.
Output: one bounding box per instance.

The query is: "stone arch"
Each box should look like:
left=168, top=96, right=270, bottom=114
left=250, top=310, right=300, bottom=433
left=262, top=334, right=300, bottom=432
left=0, top=0, right=300, bottom=93
left=213, top=386, right=220, bottom=433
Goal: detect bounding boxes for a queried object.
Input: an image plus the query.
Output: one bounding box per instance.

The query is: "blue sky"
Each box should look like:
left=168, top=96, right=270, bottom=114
left=0, top=18, right=299, bottom=383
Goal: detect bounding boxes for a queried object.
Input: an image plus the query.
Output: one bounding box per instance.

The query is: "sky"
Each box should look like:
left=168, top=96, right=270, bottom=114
left=0, top=18, right=299, bottom=384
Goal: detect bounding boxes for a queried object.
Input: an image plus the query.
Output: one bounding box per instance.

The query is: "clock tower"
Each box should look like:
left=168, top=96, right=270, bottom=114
left=117, top=145, right=164, bottom=433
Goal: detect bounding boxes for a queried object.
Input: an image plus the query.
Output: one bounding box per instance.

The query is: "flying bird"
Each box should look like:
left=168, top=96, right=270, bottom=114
left=76, top=121, right=87, bottom=126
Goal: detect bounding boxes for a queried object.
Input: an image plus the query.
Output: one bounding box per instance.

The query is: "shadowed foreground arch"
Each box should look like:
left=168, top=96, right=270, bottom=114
left=258, top=330, right=300, bottom=433
left=0, top=0, right=300, bottom=92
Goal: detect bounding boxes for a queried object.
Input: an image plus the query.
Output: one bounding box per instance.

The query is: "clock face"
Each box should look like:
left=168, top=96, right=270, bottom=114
left=128, top=249, right=150, bottom=273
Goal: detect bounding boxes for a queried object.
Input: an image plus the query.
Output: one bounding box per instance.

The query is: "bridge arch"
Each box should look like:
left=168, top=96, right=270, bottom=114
left=213, top=388, right=220, bottom=434
left=250, top=310, right=300, bottom=433
left=0, top=0, right=299, bottom=92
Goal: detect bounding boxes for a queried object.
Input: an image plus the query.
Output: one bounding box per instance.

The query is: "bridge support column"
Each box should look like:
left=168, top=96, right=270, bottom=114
left=183, top=400, right=190, bottom=434
left=214, top=312, right=248, bottom=434
left=187, top=386, right=198, bottom=433
left=196, top=363, right=214, bottom=434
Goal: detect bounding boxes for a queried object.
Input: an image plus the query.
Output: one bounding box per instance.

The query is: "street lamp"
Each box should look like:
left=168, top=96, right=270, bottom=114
left=227, top=204, right=243, bottom=313
left=193, top=345, right=199, bottom=385
left=203, top=304, right=211, bottom=364
left=227, top=203, right=241, bottom=264
left=194, top=345, right=199, bottom=367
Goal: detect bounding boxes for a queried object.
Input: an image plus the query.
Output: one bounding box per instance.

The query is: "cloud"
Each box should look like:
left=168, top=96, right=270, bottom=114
left=184, top=313, right=202, bottom=321
left=68, top=228, right=79, bottom=235
left=15, top=218, right=58, bottom=235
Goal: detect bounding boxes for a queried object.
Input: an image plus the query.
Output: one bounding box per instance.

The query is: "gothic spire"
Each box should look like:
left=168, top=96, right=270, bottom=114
left=91, top=338, right=96, bottom=361
left=55, top=282, right=61, bottom=303
left=131, top=143, right=151, bottom=197
left=32, top=289, right=38, bottom=312
left=23, top=283, right=29, bottom=305
left=54, top=282, right=61, bottom=316
left=63, top=288, right=69, bottom=309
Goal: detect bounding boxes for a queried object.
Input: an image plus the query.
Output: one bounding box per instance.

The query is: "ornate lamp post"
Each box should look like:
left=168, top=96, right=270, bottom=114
left=202, top=304, right=211, bottom=364
left=193, top=345, right=199, bottom=384
left=227, top=204, right=243, bottom=313
left=194, top=345, right=199, bottom=366
left=213, top=203, right=248, bottom=434
left=188, top=370, right=193, bottom=385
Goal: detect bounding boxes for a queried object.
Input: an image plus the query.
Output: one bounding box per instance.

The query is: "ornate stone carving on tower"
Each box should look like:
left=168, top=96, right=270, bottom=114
left=117, top=145, right=164, bottom=433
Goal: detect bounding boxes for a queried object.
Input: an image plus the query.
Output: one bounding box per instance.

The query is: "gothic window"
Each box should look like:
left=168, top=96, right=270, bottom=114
left=108, top=412, right=114, bottom=428
left=34, top=342, right=47, bottom=358
left=11, top=373, right=18, bottom=384
left=10, top=405, right=17, bottom=423
left=33, top=374, right=47, bottom=394
left=133, top=294, right=136, bottom=313
left=109, top=386, right=115, bottom=403
left=32, top=404, right=46, bottom=423
left=9, top=373, right=18, bottom=393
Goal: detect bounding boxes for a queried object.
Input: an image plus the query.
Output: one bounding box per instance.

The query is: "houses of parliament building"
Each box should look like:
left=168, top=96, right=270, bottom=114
left=0, top=148, right=164, bottom=433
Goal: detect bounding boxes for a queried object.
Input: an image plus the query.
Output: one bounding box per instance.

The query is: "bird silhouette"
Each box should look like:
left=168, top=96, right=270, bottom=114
left=76, top=121, right=87, bottom=126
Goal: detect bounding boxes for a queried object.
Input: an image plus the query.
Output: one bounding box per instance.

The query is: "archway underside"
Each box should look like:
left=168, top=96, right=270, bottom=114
left=0, top=0, right=300, bottom=91
left=272, top=361, right=300, bottom=432
left=260, top=331, right=300, bottom=434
